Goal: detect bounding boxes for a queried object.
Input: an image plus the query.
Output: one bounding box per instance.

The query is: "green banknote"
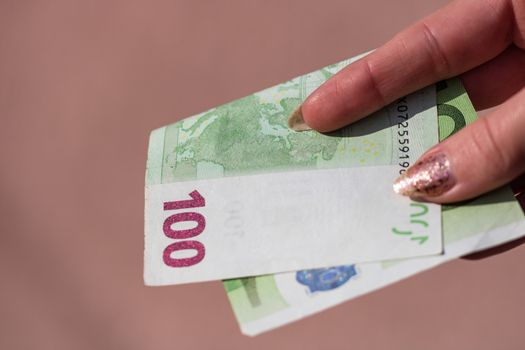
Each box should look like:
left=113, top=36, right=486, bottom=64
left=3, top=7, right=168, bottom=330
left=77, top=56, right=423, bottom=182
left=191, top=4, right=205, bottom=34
left=146, top=54, right=436, bottom=186
left=224, top=78, right=525, bottom=336
left=145, top=53, right=443, bottom=285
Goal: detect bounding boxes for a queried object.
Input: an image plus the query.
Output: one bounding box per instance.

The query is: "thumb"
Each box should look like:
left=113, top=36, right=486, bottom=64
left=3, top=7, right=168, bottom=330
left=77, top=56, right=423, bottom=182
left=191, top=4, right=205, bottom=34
left=394, top=87, right=525, bottom=203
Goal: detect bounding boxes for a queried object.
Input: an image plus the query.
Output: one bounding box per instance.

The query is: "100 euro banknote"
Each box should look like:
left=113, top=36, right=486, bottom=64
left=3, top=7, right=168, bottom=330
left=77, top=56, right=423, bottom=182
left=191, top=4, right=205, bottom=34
left=224, top=78, right=525, bottom=336
left=144, top=54, right=443, bottom=285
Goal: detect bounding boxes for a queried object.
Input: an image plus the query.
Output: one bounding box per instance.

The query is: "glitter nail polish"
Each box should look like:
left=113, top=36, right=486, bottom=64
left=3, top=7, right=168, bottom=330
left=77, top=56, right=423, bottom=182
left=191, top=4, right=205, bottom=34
left=393, top=152, right=455, bottom=198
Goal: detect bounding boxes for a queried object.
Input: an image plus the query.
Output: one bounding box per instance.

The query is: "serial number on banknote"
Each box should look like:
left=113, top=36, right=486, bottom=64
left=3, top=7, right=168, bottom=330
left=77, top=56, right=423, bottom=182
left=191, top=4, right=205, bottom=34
left=396, top=97, right=411, bottom=174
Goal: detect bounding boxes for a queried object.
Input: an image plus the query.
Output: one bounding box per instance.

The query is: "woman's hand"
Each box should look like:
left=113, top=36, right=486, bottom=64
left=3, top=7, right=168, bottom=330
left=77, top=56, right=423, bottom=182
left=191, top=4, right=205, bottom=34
left=291, top=0, right=525, bottom=203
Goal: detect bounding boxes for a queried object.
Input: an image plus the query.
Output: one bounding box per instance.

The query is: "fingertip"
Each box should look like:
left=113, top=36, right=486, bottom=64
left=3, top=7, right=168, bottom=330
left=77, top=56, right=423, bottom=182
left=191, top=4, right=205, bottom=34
left=287, top=105, right=311, bottom=131
left=300, top=91, right=330, bottom=132
left=301, top=81, right=348, bottom=133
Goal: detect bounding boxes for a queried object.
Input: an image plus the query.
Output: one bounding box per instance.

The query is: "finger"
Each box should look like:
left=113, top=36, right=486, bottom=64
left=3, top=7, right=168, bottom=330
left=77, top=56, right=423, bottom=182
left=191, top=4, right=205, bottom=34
left=298, top=0, right=523, bottom=132
left=461, top=45, right=525, bottom=110
left=393, top=87, right=525, bottom=203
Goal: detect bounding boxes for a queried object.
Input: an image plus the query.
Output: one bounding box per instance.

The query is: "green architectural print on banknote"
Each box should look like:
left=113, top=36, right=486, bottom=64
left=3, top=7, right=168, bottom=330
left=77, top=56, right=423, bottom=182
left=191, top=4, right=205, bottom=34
left=224, top=78, right=525, bottom=336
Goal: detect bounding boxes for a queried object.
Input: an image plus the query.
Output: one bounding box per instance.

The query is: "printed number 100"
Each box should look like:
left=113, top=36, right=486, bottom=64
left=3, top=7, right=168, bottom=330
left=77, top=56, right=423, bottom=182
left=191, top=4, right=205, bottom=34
left=162, top=190, right=206, bottom=267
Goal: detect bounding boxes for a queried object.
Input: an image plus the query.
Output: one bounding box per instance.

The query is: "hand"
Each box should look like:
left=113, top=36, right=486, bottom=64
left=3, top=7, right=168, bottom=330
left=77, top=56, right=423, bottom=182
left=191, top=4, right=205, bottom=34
left=293, top=0, right=525, bottom=203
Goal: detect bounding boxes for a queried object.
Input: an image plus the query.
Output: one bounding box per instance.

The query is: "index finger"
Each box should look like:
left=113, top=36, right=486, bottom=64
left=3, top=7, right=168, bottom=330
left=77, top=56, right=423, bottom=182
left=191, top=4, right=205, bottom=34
left=298, top=0, right=524, bottom=132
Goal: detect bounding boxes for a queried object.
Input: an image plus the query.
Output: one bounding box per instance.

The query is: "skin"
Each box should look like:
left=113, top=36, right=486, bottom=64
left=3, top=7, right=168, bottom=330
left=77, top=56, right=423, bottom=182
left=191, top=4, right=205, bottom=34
left=301, top=0, right=525, bottom=203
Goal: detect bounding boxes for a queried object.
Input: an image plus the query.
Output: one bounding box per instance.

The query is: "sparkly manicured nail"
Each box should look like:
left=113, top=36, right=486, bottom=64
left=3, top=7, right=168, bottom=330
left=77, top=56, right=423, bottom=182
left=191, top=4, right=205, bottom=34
left=288, top=105, right=312, bottom=131
left=393, top=152, right=455, bottom=198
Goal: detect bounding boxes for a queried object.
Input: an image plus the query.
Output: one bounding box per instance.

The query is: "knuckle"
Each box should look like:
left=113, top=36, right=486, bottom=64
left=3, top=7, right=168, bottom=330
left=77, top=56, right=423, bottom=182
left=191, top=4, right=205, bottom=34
left=418, top=20, right=452, bottom=77
left=333, top=76, right=344, bottom=102
left=362, top=58, right=388, bottom=106
left=469, top=116, right=511, bottom=177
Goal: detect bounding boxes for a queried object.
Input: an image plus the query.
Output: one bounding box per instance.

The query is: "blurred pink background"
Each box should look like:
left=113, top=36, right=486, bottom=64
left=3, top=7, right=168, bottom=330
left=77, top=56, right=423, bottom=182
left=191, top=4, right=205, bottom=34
left=1, top=1, right=524, bottom=349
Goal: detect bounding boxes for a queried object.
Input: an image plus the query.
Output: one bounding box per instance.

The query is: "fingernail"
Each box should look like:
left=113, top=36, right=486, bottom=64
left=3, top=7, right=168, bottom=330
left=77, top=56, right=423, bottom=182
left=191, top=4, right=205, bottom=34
left=288, top=105, right=312, bottom=131
left=393, top=152, right=455, bottom=198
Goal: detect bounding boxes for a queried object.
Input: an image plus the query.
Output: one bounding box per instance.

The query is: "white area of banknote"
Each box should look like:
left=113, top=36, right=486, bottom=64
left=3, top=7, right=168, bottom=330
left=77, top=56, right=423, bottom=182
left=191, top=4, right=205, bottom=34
left=145, top=165, right=441, bottom=285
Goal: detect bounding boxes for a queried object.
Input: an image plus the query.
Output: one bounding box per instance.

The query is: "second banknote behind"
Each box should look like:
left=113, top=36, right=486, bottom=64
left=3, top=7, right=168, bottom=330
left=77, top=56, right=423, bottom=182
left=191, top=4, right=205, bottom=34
left=144, top=53, right=442, bottom=285
left=224, top=78, right=525, bottom=336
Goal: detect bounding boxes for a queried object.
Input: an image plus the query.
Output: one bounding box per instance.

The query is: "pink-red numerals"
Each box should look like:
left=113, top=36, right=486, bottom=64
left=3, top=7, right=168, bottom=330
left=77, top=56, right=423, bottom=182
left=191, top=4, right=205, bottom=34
left=162, top=190, right=206, bottom=268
